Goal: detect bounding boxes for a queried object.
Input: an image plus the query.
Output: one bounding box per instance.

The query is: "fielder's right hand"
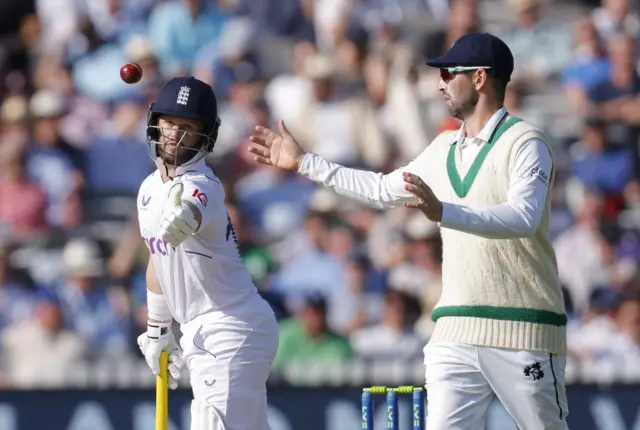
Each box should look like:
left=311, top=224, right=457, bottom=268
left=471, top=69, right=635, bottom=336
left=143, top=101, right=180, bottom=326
left=249, top=119, right=305, bottom=171
left=137, top=321, right=185, bottom=389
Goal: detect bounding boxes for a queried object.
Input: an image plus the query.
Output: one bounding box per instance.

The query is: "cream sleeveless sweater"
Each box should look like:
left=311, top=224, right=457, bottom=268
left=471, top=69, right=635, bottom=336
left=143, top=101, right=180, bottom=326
left=426, top=115, right=567, bottom=355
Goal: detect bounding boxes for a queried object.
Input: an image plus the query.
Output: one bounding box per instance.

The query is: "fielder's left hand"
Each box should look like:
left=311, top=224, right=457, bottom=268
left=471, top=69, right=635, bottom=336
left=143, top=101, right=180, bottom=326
left=402, top=172, right=443, bottom=222
left=159, top=182, right=198, bottom=247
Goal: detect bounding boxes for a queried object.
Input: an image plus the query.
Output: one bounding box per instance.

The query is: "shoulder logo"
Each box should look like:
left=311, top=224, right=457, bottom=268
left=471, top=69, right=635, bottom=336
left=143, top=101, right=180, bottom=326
left=141, top=195, right=151, bottom=206
left=176, top=86, right=191, bottom=106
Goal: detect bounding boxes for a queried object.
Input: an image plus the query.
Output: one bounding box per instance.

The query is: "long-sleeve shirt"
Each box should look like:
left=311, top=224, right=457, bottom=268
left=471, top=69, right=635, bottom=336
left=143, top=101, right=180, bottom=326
left=298, top=107, right=553, bottom=239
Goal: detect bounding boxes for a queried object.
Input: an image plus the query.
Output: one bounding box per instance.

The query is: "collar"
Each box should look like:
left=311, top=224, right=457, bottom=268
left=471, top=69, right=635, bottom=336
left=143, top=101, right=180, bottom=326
left=450, top=107, right=508, bottom=146
left=176, top=157, right=208, bottom=176
left=155, top=156, right=209, bottom=178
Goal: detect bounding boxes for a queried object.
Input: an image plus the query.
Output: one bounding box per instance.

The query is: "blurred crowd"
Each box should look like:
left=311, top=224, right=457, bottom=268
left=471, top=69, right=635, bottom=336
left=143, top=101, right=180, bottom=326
left=1, top=0, right=640, bottom=388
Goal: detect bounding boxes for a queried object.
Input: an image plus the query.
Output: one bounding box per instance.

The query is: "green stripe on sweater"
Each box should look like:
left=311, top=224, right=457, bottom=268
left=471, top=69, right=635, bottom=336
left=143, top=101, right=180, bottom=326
left=447, top=115, right=522, bottom=198
left=431, top=306, right=567, bottom=326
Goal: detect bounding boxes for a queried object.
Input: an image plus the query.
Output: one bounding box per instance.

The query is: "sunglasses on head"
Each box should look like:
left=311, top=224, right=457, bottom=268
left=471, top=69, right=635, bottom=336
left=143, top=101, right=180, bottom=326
left=439, top=66, right=491, bottom=82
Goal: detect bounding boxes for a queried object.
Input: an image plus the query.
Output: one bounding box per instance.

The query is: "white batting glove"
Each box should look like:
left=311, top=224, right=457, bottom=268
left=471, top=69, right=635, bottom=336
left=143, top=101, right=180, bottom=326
left=158, top=182, right=198, bottom=247
left=137, top=322, right=185, bottom=390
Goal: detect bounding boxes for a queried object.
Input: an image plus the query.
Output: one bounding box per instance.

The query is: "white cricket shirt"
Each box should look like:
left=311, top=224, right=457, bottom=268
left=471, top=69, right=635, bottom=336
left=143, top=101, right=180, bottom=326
left=298, top=107, right=553, bottom=238
left=137, top=159, right=257, bottom=324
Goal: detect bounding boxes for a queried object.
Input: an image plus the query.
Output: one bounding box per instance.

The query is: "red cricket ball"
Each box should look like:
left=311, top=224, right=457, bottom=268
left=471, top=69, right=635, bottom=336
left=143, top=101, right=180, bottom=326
left=120, top=62, right=143, bottom=84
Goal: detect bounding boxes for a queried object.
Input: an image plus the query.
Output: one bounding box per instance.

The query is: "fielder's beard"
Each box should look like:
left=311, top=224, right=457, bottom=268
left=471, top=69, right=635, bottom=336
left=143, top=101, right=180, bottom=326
left=447, top=90, right=479, bottom=121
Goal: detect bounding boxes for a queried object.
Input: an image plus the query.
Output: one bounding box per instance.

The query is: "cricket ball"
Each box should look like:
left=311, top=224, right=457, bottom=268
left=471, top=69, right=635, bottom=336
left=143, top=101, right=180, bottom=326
left=120, top=62, right=143, bottom=84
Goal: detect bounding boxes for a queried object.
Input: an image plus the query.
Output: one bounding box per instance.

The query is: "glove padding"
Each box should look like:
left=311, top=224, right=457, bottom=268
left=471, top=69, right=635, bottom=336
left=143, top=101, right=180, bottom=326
left=137, top=322, right=185, bottom=390
left=159, top=182, right=198, bottom=247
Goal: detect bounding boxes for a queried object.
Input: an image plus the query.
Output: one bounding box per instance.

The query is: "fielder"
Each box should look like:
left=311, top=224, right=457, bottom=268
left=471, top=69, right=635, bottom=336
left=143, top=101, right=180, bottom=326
left=136, top=76, right=279, bottom=430
left=249, top=33, right=569, bottom=430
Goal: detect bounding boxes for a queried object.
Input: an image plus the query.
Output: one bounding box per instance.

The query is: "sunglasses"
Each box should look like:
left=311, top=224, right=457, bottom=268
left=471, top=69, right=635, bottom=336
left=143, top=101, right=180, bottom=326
left=440, top=66, right=491, bottom=82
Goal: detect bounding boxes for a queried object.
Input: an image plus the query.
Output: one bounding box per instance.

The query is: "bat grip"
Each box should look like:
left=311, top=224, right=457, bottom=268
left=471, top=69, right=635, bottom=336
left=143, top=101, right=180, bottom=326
left=156, top=351, right=169, bottom=430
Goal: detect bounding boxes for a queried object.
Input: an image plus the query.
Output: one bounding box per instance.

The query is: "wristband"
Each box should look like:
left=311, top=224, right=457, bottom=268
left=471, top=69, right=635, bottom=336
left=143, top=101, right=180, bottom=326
left=147, top=289, right=172, bottom=322
left=147, top=321, right=172, bottom=339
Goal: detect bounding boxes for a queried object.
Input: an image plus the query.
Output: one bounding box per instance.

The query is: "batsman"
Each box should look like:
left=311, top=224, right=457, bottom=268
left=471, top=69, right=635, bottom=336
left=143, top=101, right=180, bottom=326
left=249, top=33, right=569, bottom=430
left=136, top=76, right=279, bottom=430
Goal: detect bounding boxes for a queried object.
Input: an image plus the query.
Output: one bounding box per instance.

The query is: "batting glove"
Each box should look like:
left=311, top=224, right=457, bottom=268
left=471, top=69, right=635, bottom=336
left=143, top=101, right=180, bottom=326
left=158, top=182, right=198, bottom=247
left=137, top=321, right=185, bottom=390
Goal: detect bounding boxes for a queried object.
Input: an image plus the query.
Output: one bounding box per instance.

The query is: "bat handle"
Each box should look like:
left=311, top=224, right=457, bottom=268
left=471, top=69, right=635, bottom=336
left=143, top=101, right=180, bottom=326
left=156, top=351, right=169, bottom=430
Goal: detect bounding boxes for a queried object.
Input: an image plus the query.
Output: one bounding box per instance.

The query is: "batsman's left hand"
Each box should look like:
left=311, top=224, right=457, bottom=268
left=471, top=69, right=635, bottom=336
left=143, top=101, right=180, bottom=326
left=159, top=182, right=198, bottom=247
left=402, top=172, right=443, bottom=222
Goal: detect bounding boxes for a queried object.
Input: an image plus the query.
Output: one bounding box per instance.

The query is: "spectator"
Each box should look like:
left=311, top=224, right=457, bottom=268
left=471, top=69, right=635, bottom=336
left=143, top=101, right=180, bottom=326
left=331, top=249, right=386, bottom=335
left=568, top=287, right=622, bottom=361
left=569, top=117, right=635, bottom=197
left=421, top=0, right=480, bottom=61
left=147, top=0, right=231, bottom=75
left=264, top=41, right=316, bottom=125
left=57, top=238, right=132, bottom=358
left=273, top=294, right=353, bottom=373
left=554, top=189, right=625, bottom=312
left=591, top=0, right=640, bottom=43
left=85, top=98, right=153, bottom=194
left=27, top=90, right=84, bottom=228
left=0, top=246, right=36, bottom=332
left=233, top=0, right=314, bottom=40
left=287, top=53, right=388, bottom=169
left=270, top=211, right=348, bottom=320
left=0, top=290, right=86, bottom=388
left=585, top=289, right=640, bottom=367
left=194, top=17, right=261, bottom=100
left=562, top=17, right=611, bottom=97
left=0, top=142, right=48, bottom=239
left=350, top=288, right=424, bottom=361
left=587, top=33, right=640, bottom=148
left=69, top=18, right=134, bottom=101
left=387, top=213, right=442, bottom=302
left=499, top=0, right=574, bottom=83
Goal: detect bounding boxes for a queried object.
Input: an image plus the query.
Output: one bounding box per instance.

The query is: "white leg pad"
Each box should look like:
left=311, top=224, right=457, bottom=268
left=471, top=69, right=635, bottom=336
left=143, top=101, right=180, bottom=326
left=191, top=399, right=226, bottom=430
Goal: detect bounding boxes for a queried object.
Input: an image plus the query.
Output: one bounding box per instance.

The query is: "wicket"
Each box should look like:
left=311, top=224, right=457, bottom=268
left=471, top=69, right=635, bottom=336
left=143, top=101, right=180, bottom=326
left=361, top=386, right=424, bottom=430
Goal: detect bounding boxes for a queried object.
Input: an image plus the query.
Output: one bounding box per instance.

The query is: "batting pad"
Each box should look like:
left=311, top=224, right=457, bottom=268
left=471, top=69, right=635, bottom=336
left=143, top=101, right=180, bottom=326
left=191, top=400, right=226, bottom=430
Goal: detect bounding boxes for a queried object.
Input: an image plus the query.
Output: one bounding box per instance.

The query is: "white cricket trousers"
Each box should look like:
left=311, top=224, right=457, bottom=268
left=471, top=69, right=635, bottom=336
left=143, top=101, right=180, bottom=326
left=424, top=342, right=569, bottom=430
left=180, top=293, right=279, bottom=430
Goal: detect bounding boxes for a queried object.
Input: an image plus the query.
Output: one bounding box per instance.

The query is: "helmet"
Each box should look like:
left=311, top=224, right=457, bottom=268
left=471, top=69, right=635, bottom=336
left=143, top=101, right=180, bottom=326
left=146, top=76, right=221, bottom=167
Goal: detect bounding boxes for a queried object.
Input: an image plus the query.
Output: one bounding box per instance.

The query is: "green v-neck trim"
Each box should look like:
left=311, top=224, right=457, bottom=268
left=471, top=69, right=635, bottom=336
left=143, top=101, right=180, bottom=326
left=447, top=115, right=522, bottom=198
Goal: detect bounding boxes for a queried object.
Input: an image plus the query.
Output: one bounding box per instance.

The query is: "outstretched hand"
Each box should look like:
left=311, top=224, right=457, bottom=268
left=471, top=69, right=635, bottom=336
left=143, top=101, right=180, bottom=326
left=248, top=120, right=305, bottom=172
left=402, top=172, right=443, bottom=222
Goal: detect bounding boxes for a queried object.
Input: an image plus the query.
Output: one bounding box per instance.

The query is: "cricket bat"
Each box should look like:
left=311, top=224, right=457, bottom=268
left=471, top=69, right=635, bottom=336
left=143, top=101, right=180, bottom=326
left=156, top=351, right=169, bottom=430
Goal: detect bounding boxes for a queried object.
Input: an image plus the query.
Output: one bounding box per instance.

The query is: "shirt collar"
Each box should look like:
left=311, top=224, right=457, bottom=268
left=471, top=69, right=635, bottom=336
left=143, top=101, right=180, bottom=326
left=155, top=156, right=209, bottom=177
left=451, top=106, right=508, bottom=146
left=176, top=157, right=208, bottom=176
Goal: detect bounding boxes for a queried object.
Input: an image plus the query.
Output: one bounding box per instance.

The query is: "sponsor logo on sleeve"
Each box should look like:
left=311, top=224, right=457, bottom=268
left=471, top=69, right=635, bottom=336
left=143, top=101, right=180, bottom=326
left=530, top=167, right=548, bottom=186
left=192, top=189, right=208, bottom=207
